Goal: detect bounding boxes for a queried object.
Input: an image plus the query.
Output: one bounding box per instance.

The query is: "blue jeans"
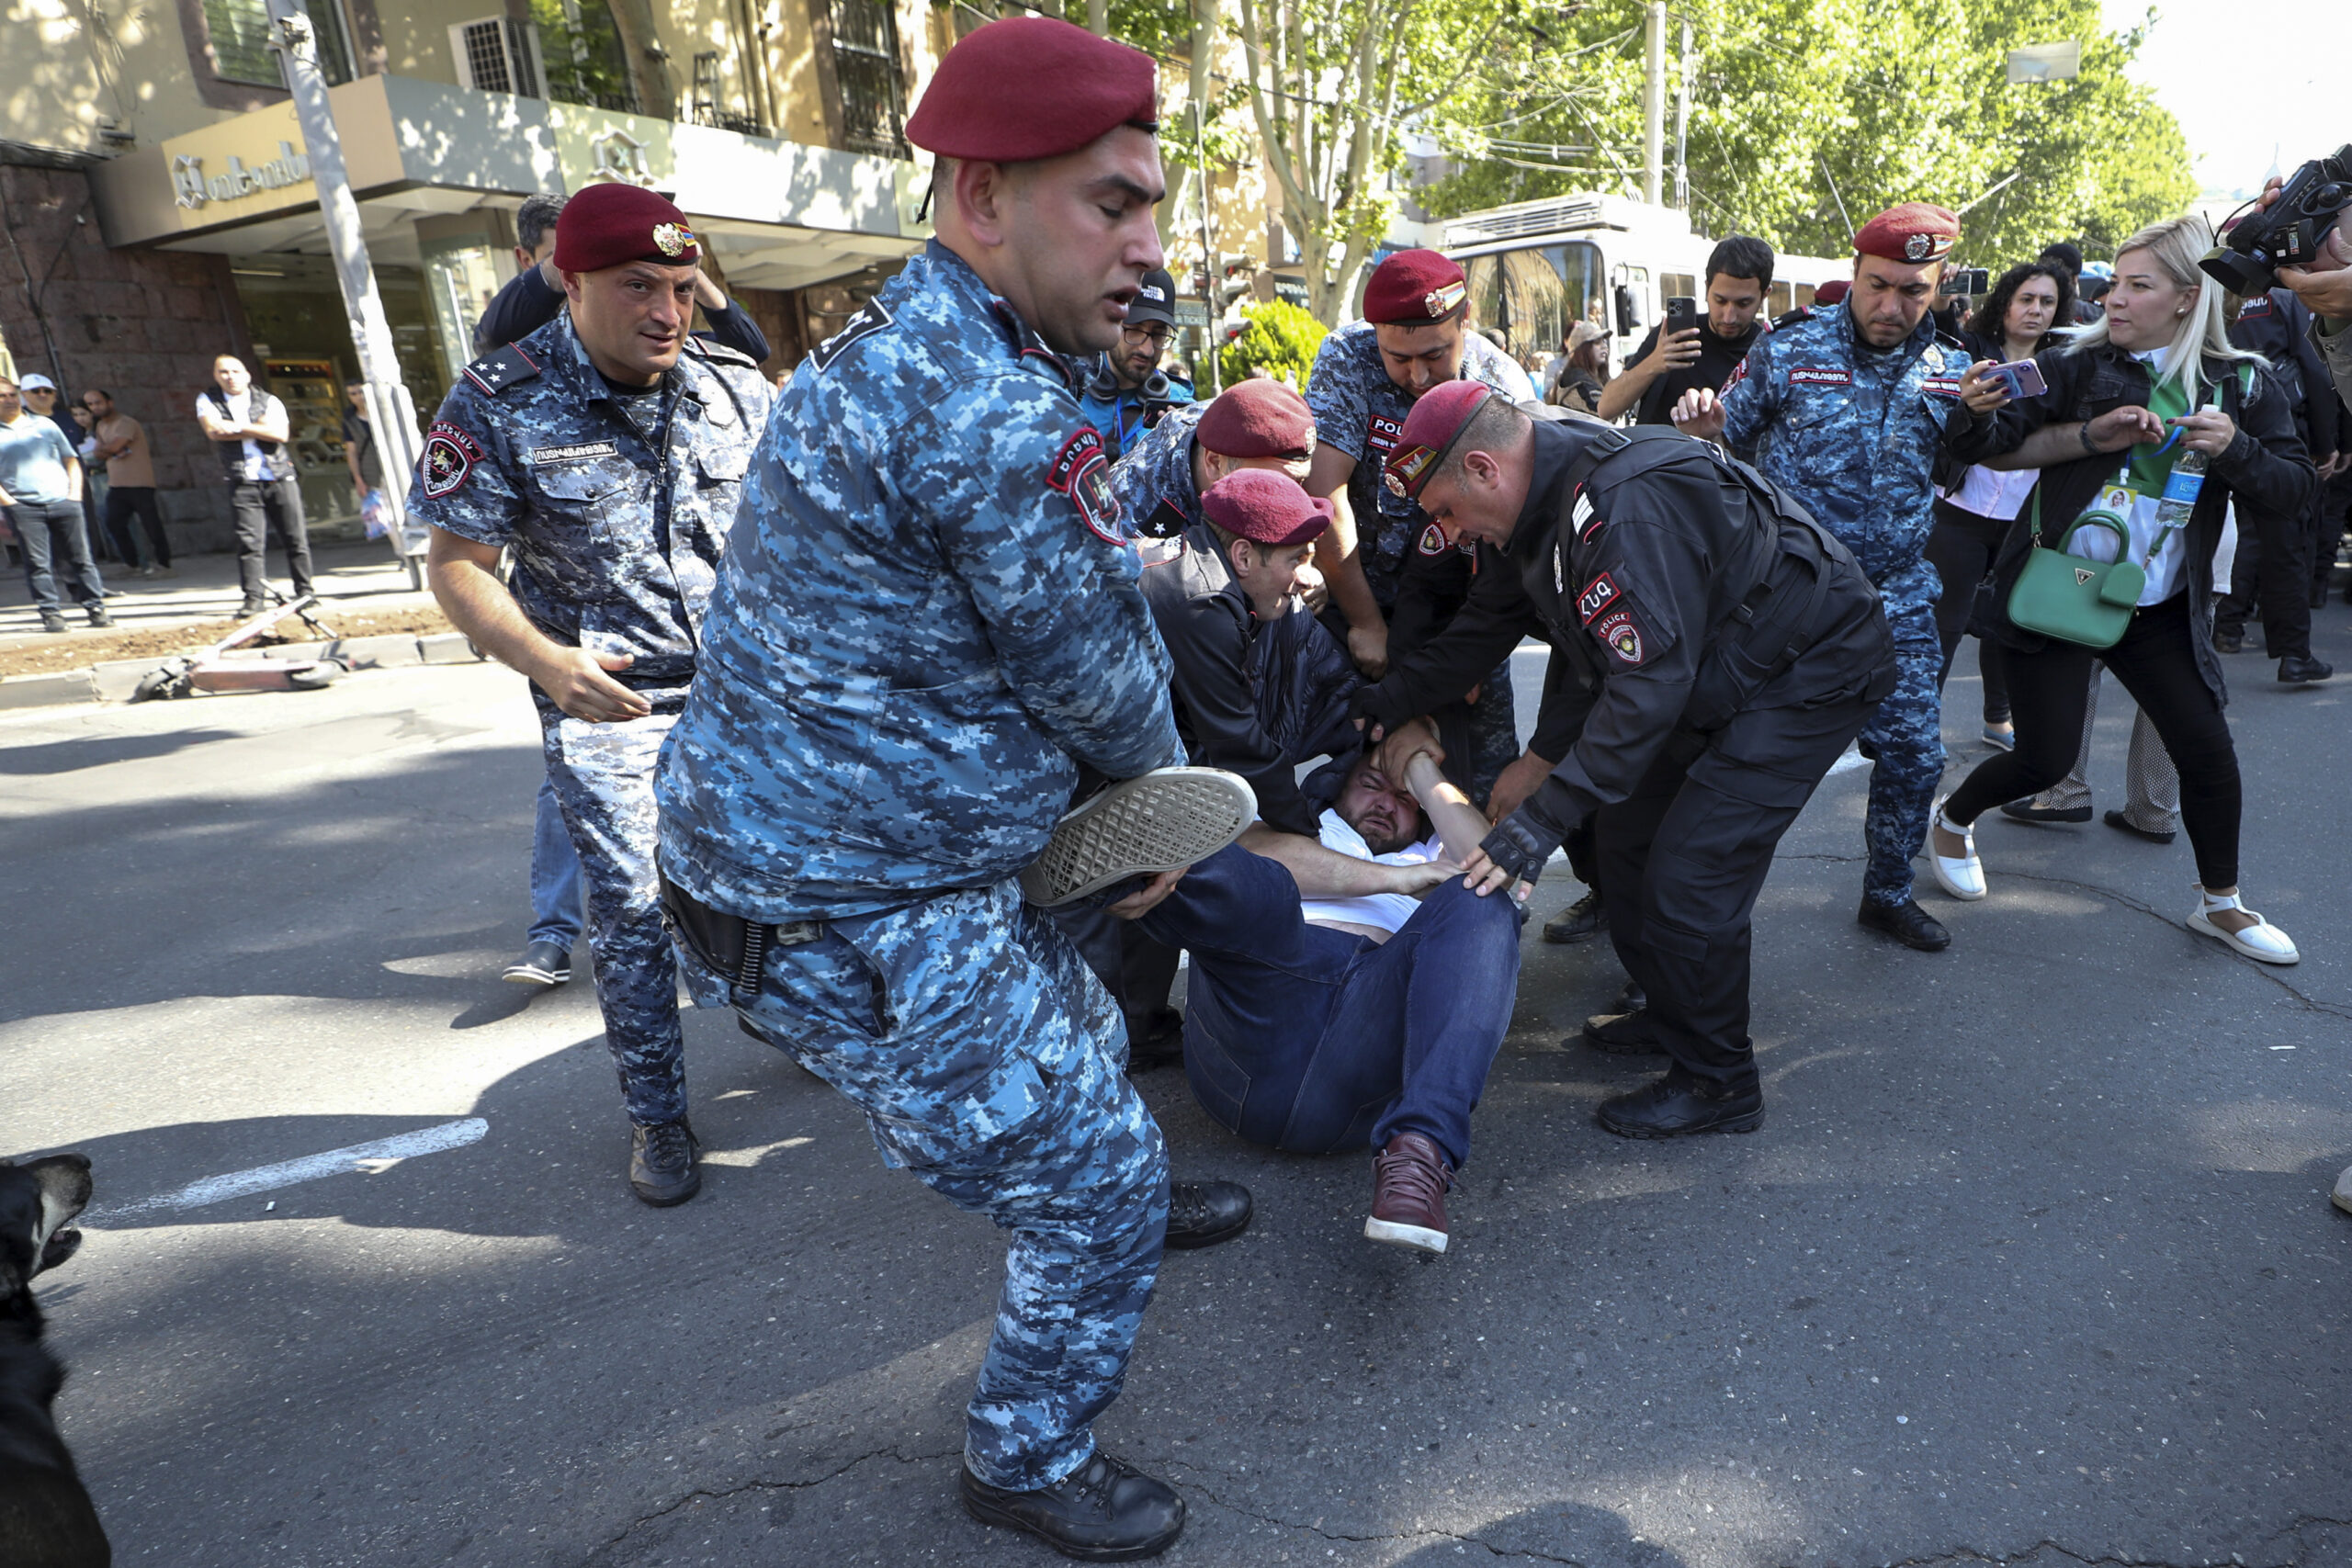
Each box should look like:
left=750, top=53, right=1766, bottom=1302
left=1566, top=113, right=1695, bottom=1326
left=6, top=499, right=105, bottom=615
left=527, top=773, right=584, bottom=949
left=1136, top=843, right=1522, bottom=1169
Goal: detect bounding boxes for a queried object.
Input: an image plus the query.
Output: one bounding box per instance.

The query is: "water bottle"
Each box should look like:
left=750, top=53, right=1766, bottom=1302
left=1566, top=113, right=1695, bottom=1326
left=2155, top=400, right=2215, bottom=532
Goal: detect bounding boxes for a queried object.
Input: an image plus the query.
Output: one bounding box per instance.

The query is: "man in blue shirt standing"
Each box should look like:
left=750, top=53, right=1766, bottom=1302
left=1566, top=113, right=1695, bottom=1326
left=653, top=18, right=1250, bottom=1560
left=0, top=376, right=109, bottom=633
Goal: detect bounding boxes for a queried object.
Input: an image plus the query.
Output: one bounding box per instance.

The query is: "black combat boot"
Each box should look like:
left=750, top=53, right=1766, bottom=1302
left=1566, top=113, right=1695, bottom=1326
left=1578, top=1007, right=1665, bottom=1055
left=1596, top=1070, right=1764, bottom=1139
left=1856, top=896, right=1951, bottom=952
left=628, top=1117, right=699, bottom=1206
left=1164, top=1180, right=1250, bottom=1249
left=1541, top=888, right=1608, bottom=944
left=961, top=1450, right=1185, bottom=1560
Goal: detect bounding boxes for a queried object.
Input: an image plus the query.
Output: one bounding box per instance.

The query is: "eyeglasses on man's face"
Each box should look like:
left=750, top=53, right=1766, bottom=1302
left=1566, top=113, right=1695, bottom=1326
left=1122, top=323, right=1173, bottom=347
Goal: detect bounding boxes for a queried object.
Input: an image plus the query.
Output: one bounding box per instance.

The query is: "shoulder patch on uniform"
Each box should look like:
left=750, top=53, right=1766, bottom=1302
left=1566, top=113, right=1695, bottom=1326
left=1416, top=521, right=1449, bottom=557
left=421, top=422, right=483, bottom=498
left=1576, top=570, right=1621, bottom=625
left=1789, top=367, right=1851, bottom=387
left=1571, top=489, right=1600, bottom=538
left=462, top=343, right=542, bottom=397
left=1724, top=357, right=1751, bottom=388
left=1365, top=413, right=1404, bottom=457
left=1592, top=607, right=1647, bottom=665
left=685, top=334, right=759, bottom=368
left=1046, top=427, right=1124, bottom=545
left=808, top=298, right=895, bottom=374
left=2239, top=296, right=2274, bottom=318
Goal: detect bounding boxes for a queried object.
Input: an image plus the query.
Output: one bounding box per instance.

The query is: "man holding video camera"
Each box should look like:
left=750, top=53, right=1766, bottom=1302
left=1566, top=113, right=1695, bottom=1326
left=2240, top=154, right=2352, bottom=410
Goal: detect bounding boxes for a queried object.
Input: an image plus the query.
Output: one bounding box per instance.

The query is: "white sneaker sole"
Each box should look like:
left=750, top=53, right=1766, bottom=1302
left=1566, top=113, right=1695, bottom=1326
left=1364, top=1215, right=1449, bottom=1254
left=1018, top=767, right=1257, bottom=908
left=502, top=965, right=569, bottom=987
left=2187, top=910, right=2299, bottom=964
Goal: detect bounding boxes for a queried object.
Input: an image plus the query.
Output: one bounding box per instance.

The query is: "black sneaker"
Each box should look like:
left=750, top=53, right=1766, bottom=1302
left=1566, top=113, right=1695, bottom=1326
left=960, top=1450, right=1185, bottom=1562
left=235, top=600, right=269, bottom=619
left=1019, top=768, right=1257, bottom=908
left=628, top=1117, right=700, bottom=1207
left=1856, top=897, right=1951, bottom=952
left=1164, top=1179, right=1250, bottom=1250
left=1596, top=1070, right=1764, bottom=1139
left=1999, top=799, right=2091, bottom=825
left=85, top=604, right=113, bottom=628
left=502, top=940, right=572, bottom=987
left=1579, top=1007, right=1665, bottom=1055
left=2101, top=808, right=2177, bottom=845
left=1541, top=887, right=1608, bottom=944
left=39, top=611, right=68, bottom=634
left=2212, top=628, right=2245, bottom=655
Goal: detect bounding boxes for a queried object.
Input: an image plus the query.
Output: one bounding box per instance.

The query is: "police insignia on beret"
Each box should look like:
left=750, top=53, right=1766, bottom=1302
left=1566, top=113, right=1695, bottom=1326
left=1905, top=233, right=1929, bottom=261
left=652, top=221, right=695, bottom=258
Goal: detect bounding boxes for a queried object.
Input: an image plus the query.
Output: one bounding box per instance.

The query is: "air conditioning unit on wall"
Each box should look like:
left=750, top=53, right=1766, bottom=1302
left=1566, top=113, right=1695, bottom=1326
left=450, top=17, right=544, bottom=97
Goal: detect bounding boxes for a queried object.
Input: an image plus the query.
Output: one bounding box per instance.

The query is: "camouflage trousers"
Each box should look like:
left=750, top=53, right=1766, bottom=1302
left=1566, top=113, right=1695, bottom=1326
left=1859, top=602, right=1946, bottom=908
left=540, top=700, right=687, bottom=1126
left=673, top=878, right=1169, bottom=1492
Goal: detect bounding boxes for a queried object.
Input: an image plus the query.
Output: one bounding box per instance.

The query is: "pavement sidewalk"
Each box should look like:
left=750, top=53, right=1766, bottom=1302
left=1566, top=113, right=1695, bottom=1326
left=0, top=538, right=435, bottom=655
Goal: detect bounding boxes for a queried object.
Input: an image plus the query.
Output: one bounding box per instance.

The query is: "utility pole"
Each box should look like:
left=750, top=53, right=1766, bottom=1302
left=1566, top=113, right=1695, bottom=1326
left=1641, top=2, right=1665, bottom=206
left=265, top=0, right=427, bottom=588
left=1672, top=16, right=1691, bottom=211
left=1195, top=101, right=1222, bottom=396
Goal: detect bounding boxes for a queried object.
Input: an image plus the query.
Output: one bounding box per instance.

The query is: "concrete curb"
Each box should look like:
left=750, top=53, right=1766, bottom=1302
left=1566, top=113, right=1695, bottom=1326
left=3, top=635, right=487, bottom=710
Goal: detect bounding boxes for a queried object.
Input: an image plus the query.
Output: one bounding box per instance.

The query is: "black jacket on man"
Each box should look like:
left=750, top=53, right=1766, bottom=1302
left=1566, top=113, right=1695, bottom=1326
left=1139, top=524, right=1361, bottom=837
left=1944, top=342, right=2316, bottom=702
left=1358, top=417, right=1892, bottom=850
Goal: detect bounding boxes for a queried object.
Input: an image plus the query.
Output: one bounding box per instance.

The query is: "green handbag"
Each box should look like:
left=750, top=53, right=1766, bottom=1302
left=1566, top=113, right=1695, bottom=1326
left=2005, top=484, right=2148, bottom=650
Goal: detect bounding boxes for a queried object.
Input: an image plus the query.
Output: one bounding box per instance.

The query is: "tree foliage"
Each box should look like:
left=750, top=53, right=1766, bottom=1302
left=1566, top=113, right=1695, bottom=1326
left=1218, top=299, right=1328, bottom=387
left=1415, top=0, right=2196, bottom=268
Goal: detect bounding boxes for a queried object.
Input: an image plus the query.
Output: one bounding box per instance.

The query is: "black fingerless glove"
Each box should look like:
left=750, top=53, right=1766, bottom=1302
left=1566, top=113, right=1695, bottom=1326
left=1477, top=814, right=1555, bottom=886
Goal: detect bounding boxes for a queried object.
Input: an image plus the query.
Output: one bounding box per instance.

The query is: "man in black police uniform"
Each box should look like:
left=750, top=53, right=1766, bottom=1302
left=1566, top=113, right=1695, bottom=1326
left=1361, top=381, right=1894, bottom=1137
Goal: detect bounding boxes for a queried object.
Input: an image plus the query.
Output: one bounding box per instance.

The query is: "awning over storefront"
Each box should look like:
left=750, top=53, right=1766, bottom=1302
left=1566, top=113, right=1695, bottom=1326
left=87, top=74, right=924, bottom=290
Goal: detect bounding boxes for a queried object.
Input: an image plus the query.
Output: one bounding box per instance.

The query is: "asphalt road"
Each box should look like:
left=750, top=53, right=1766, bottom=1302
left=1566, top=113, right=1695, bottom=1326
left=6, top=622, right=2350, bottom=1568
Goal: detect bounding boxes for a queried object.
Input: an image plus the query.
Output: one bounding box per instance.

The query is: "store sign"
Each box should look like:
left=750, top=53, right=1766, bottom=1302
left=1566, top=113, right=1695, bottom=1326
left=589, top=128, right=656, bottom=186
left=172, top=141, right=313, bottom=209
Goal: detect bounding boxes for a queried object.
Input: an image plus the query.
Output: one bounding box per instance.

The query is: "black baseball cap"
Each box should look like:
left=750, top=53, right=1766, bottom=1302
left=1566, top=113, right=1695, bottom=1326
left=1128, top=268, right=1179, bottom=330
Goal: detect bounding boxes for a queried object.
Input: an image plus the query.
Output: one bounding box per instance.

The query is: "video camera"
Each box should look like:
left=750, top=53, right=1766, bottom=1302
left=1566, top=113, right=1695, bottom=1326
left=2201, top=146, right=2352, bottom=295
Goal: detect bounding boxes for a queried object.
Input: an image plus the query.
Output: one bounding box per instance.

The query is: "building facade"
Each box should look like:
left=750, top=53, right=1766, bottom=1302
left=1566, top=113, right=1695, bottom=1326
left=2, top=0, right=949, bottom=544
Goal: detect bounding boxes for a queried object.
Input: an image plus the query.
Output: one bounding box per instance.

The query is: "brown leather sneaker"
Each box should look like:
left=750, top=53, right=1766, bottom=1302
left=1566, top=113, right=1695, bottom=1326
left=1364, top=1131, right=1453, bottom=1254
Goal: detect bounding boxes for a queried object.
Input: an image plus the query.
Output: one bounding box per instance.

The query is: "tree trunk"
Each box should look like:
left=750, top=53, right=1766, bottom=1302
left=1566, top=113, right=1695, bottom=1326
left=602, top=0, right=675, bottom=120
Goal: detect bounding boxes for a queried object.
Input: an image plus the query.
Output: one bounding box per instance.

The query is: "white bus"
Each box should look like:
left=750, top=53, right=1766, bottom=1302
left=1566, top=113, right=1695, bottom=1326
left=1437, top=193, right=1851, bottom=380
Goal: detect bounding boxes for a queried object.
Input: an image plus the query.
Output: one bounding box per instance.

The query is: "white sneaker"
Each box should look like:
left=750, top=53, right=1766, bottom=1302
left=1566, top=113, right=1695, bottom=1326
left=2187, top=888, right=2299, bottom=964
left=1928, top=802, right=1986, bottom=901
left=1018, top=767, right=1258, bottom=908
left=2333, top=1165, right=2352, bottom=1217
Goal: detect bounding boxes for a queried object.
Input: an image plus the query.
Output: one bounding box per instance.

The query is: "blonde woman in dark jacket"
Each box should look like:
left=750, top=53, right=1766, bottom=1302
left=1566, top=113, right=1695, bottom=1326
left=1928, top=214, right=2317, bottom=964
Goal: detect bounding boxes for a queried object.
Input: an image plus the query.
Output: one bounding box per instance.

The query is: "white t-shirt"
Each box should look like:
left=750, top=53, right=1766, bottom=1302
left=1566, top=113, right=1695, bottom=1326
left=1296, top=809, right=1444, bottom=936
left=197, top=389, right=285, bottom=482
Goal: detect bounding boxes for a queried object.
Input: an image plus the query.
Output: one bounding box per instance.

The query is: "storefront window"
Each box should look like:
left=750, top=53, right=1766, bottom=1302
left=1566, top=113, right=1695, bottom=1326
left=202, top=0, right=357, bottom=87
left=421, top=242, right=505, bottom=393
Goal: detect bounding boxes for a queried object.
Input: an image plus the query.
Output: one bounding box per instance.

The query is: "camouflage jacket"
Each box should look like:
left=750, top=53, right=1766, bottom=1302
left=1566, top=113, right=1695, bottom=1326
left=1304, top=321, right=1535, bottom=605
left=655, top=241, right=1182, bottom=919
left=1719, top=304, right=1971, bottom=610
left=406, top=311, right=771, bottom=688
left=1106, top=400, right=1206, bottom=538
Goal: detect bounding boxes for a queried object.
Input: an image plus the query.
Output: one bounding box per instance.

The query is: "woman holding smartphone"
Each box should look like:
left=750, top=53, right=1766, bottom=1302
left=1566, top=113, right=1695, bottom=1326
left=1929, top=261, right=2079, bottom=747
left=1927, top=214, right=2315, bottom=963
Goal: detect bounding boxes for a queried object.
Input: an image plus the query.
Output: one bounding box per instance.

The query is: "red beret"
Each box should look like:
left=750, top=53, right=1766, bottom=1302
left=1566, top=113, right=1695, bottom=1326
left=1362, top=249, right=1467, bottom=325
left=1202, top=469, right=1333, bottom=548
left=1813, top=278, right=1849, bottom=306
left=553, top=182, right=698, bottom=273
left=1382, top=379, right=1494, bottom=500
left=1853, top=203, right=1959, bottom=265
left=1194, top=380, right=1316, bottom=460
left=906, top=17, right=1158, bottom=163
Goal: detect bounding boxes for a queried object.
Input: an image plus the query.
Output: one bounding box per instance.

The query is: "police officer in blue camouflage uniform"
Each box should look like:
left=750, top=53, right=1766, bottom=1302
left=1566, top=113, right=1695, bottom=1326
left=415, top=183, right=768, bottom=1207
left=1306, top=249, right=1537, bottom=806
left=650, top=18, right=1250, bottom=1560
left=1677, top=203, right=1989, bottom=953
left=1108, top=376, right=1317, bottom=538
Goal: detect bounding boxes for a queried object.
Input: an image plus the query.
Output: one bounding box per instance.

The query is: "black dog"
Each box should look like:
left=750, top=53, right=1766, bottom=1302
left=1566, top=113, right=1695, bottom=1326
left=0, top=1156, right=109, bottom=1567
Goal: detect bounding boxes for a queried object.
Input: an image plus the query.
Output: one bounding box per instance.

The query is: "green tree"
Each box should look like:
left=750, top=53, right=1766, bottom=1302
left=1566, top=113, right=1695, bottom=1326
left=1218, top=299, right=1328, bottom=387
left=1416, top=0, right=2194, bottom=269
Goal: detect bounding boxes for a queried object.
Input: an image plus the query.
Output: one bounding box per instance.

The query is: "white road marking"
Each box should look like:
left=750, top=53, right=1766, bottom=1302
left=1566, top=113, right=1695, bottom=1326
left=88, top=1118, right=489, bottom=1222
left=1826, top=746, right=1870, bottom=776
